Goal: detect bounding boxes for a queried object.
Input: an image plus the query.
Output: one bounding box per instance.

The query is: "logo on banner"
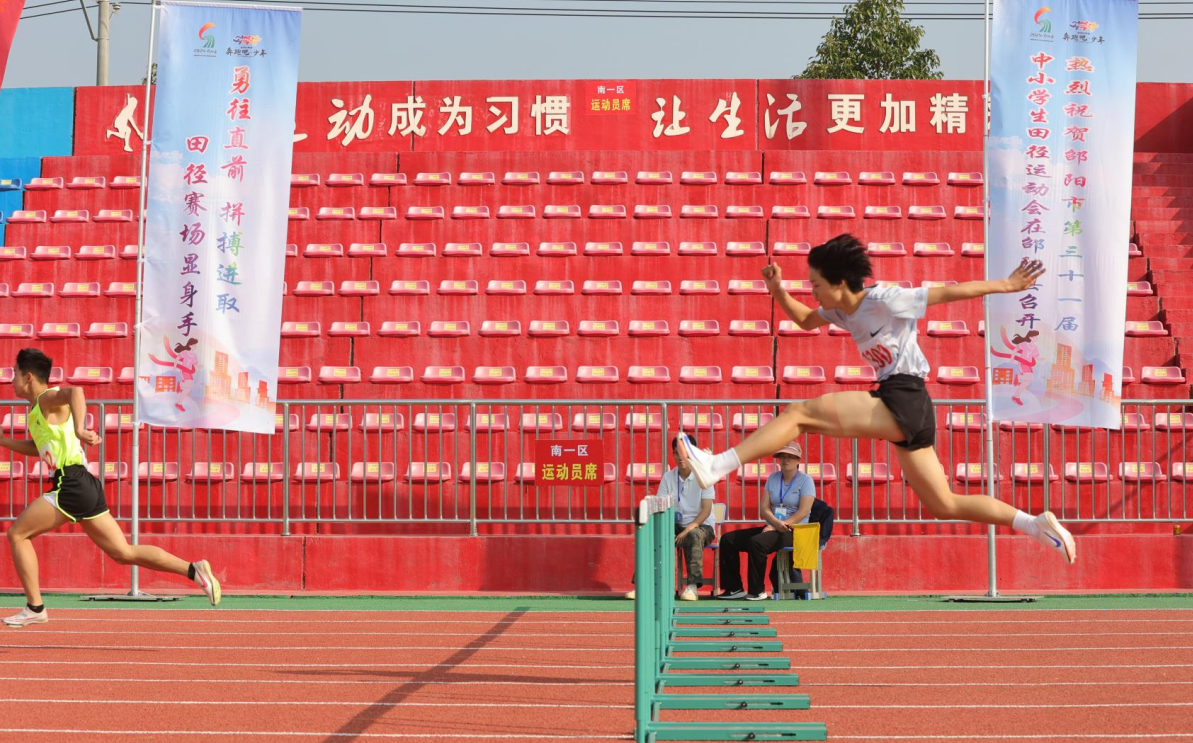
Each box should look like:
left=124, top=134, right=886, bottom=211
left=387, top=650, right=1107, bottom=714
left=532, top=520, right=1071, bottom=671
left=196, top=22, right=217, bottom=56
left=1034, top=7, right=1051, bottom=31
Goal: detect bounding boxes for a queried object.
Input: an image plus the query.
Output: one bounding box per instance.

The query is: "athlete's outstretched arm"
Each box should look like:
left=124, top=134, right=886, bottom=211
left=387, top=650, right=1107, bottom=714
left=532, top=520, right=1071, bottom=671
left=926, top=258, right=1045, bottom=307
left=762, top=263, right=830, bottom=330
left=0, top=437, right=38, bottom=457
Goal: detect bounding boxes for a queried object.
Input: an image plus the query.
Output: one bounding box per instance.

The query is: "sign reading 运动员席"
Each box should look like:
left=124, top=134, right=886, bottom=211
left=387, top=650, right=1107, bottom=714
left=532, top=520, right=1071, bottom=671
left=137, top=1, right=301, bottom=434
left=988, top=0, right=1138, bottom=429
left=535, top=440, right=605, bottom=489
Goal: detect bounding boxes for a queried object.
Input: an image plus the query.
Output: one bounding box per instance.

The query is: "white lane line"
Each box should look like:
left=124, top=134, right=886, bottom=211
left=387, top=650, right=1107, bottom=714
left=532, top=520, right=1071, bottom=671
left=807, top=680, right=1193, bottom=687
left=0, top=675, right=635, bottom=687
left=798, top=662, right=1193, bottom=670
left=16, top=628, right=1193, bottom=639
left=38, top=616, right=1193, bottom=627
left=8, top=697, right=1193, bottom=711
left=0, top=697, right=631, bottom=710
left=6, top=642, right=1193, bottom=653
left=8, top=674, right=1193, bottom=689
left=0, top=644, right=628, bottom=652
left=0, top=730, right=631, bottom=740
left=0, top=659, right=635, bottom=671
left=832, top=736, right=1193, bottom=741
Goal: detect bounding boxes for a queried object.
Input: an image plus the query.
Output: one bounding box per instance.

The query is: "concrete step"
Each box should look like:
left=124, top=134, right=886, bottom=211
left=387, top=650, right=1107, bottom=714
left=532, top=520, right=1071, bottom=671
left=1132, top=186, right=1193, bottom=198
left=1132, top=197, right=1193, bottom=209
left=1161, top=295, right=1193, bottom=310
left=1134, top=152, right=1193, bottom=164
left=1134, top=162, right=1193, bottom=176
left=1146, top=257, right=1193, bottom=271
left=1133, top=208, right=1193, bottom=221
left=1134, top=174, right=1193, bottom=187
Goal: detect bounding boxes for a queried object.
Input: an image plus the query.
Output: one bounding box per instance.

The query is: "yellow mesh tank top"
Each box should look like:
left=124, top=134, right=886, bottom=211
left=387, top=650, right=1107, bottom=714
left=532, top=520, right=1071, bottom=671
left=27, top=388, right=87, bottom=471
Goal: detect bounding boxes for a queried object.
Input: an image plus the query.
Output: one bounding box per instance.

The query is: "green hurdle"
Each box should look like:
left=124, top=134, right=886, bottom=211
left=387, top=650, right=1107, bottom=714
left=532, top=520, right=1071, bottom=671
left=633, top=494, right=827, bottom=743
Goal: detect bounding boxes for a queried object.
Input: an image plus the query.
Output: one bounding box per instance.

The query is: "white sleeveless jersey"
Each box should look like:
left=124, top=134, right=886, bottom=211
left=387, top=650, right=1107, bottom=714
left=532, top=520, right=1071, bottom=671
left=817, top=285, right=931, bottom=381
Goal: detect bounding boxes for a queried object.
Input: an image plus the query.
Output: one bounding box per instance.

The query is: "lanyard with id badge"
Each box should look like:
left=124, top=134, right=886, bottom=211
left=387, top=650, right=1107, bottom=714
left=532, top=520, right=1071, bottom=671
left=772, top=474, right=799, bottom=521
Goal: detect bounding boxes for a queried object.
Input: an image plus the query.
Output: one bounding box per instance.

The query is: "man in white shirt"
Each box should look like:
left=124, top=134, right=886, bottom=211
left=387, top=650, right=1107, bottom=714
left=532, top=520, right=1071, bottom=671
left=625, top=433, right=716, bottom=601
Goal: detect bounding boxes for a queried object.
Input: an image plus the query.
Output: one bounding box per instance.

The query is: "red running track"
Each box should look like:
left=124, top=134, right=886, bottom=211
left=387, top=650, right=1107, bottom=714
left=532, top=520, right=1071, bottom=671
left=0, top=608, right=1192, bottom=741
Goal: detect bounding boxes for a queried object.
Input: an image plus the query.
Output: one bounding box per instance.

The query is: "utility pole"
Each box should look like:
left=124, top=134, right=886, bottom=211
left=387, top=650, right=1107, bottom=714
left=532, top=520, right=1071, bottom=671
left=97, top=0, right=111, bottom=85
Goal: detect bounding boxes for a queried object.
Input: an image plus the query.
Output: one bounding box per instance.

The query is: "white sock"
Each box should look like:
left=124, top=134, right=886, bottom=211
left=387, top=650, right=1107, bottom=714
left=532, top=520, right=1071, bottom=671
left=709, top=449, right=742, bottom=480
left=1011, top=510, right=1039, bottom=536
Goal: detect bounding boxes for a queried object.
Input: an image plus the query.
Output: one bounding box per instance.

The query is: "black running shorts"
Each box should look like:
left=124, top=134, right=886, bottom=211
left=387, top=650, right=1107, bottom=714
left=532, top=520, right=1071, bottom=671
left=869, top=374, right=937, bottom=451
left=44, top=464, right=110, bottom=522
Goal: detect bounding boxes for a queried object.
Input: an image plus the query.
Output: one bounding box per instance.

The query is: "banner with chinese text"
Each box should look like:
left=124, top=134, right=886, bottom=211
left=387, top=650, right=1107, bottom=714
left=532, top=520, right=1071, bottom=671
left=137, top=1, right=301, bottom=433
left=988, top=0, right=1138, bottom=428
left=0, top=0, right=25, bottom=88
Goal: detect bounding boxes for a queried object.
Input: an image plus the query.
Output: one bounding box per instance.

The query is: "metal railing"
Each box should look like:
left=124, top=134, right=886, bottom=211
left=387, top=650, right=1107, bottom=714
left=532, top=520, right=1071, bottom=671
left=2, top=397, right=1190, bottom=535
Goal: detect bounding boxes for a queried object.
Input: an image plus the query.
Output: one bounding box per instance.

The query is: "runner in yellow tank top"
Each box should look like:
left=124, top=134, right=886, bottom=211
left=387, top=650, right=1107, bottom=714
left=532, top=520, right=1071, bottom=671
left=1, top=348, right=222, bottom=628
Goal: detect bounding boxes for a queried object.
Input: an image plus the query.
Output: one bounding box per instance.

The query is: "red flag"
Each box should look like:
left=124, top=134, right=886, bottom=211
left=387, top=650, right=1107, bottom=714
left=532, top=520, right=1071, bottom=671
left=0, top=0, right=25, bottom=88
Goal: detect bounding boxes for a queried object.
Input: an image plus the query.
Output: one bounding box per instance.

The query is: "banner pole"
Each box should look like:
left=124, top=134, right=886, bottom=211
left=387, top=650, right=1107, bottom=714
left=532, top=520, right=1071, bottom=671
left=982, top=0, right=1000, bottom=599
left=128, top=0, right=160, bottom=599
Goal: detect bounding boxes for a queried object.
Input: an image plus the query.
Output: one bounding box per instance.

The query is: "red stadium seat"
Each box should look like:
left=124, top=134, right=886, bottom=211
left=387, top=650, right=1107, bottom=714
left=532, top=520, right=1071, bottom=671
left=769, top=171, right=807, bottom=185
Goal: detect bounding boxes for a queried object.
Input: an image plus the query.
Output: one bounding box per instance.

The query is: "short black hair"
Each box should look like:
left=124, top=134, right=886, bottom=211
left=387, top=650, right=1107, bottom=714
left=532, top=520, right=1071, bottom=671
left=16, top=348, right=52, bottom=383
left=808, top=234, right=872, bottom=293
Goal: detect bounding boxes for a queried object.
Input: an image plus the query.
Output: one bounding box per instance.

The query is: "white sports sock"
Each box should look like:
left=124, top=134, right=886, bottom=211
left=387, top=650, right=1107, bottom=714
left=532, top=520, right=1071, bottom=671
left=1011, top=510, right=1039, bottom=536
left=709, top=449, right=742, bottom=480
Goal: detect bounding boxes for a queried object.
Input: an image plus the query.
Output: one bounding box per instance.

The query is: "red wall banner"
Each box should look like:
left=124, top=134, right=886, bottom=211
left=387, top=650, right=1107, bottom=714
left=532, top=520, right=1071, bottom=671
left=0, top=0, right=24, bottom=89
left=70, top=80, right=1193, bottom=157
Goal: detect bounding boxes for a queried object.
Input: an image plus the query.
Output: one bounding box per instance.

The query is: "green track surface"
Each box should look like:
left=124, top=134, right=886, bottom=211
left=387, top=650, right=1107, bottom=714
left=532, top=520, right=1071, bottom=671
left=1, top=593, right=1191, bottom=612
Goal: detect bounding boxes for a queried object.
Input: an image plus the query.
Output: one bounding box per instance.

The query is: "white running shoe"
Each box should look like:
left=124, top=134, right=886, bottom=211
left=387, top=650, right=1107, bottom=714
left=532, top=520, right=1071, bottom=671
left=679, top=585, right=699, bottom=601
left=624, top=589, right=636, bottom=600
left=745, top=592, right=769, bottom=601
left=1034, top=512, right=1076, bottom=564
left=3, top=607, right=48, bottom=628
left=192, top=560, right=222, bottom=606
left=676, top=436, right=719, bottom=489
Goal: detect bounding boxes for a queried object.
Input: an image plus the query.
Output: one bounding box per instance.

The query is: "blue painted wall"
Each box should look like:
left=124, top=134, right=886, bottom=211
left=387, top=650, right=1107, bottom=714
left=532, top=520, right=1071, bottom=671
left=0, top=87, right=74, bottom=159
left=0, top=157, right=41, bottom=244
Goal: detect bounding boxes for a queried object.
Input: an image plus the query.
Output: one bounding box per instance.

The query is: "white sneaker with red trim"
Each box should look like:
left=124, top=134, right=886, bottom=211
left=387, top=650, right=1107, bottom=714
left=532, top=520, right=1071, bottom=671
left=3, top=607, right=48, bottom=628
left=192, top=560, right=222, bottom=606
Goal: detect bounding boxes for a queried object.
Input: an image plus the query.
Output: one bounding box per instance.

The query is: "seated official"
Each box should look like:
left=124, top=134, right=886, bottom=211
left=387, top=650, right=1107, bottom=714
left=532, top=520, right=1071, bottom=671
left=715, top=442, right=815, bottom=600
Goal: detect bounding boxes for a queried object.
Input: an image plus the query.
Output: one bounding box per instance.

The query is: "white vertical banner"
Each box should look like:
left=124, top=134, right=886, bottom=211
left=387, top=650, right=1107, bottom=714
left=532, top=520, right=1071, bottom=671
left=137, top=1, right=301, bottom=434
left=988, top=0, right=1139, bottom=428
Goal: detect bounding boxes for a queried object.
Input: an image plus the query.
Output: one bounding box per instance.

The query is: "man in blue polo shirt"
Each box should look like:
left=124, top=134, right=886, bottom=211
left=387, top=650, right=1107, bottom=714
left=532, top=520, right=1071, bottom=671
left=715, top=442, right=815, bottom=600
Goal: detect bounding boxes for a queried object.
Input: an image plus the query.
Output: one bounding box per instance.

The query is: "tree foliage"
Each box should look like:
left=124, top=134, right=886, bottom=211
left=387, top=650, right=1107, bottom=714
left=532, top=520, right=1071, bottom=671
left=799, top=0, right=943, bottom=80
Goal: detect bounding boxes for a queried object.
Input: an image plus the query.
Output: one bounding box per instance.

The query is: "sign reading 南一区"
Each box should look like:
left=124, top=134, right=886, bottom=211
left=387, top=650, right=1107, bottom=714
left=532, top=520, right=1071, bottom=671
left=535, top=440, right=606, bottom=489
left=74, top=79, right=986, bottom=154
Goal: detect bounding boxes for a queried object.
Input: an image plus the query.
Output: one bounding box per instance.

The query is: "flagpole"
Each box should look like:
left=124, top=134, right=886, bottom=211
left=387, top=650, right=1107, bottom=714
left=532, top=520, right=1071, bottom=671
left=128, top=0, right=161, bottom=599
left=981, top=0, right=1000, bottom=599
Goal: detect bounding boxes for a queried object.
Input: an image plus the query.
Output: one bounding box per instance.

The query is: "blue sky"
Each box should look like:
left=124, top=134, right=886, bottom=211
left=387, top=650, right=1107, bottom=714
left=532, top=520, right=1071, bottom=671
left=5, top=1, right=1190, bottom=88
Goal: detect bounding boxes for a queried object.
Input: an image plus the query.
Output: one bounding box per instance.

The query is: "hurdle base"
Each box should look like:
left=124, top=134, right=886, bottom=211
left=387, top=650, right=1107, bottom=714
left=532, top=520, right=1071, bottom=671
left=652, top=693, right=810, bottom=710
left=672, top=615, right=769, bottom=626
left=81, top=592, right=179, bottom=602
left=674, top=605, right=764, bottom=614
left=658, top=672, right=801, bottom=687
left=667, top=640, right=783, bottom=653
left=942, top=594, right=1041, bottom=603
left=664, top=656, right=791, bottom=670
left=671, top=627, right=778, bottom=639
left=641, top=721, right=827, bottom=741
